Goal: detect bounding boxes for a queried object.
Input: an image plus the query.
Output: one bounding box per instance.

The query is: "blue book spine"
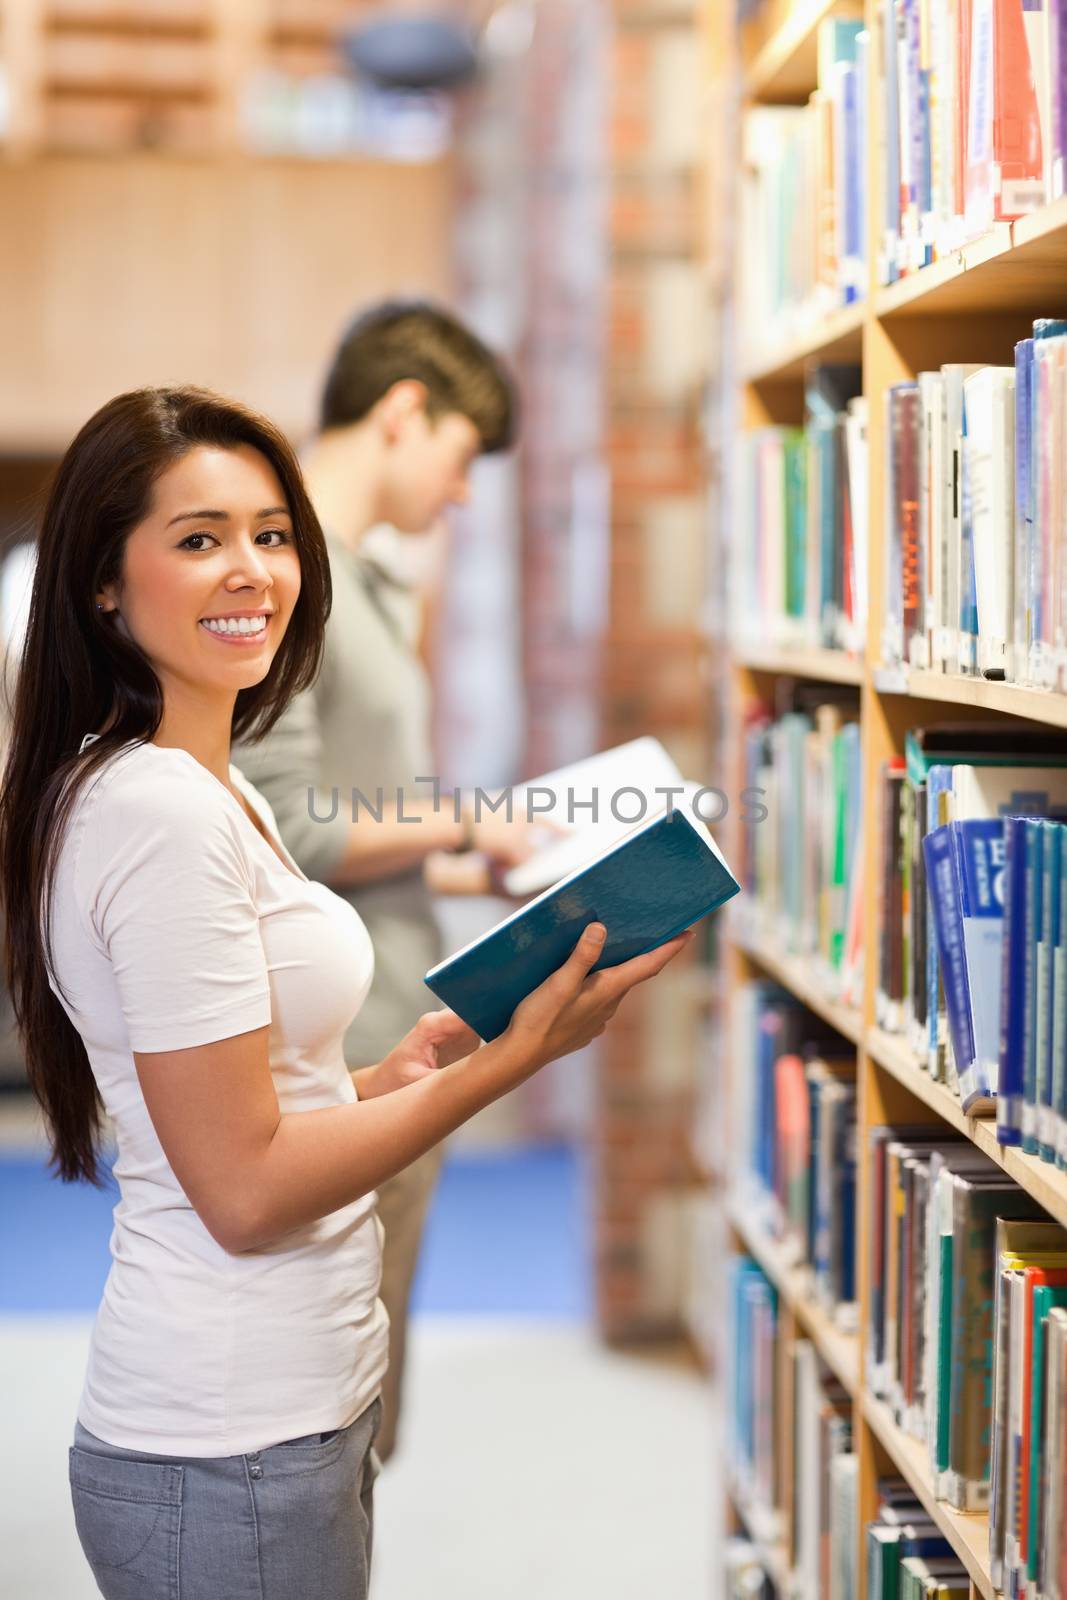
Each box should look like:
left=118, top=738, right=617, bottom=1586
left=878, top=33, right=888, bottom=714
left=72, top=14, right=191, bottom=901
left=856, top=29, right=870, bottom=281
left=1023, top=819, right=1046, bottom=1156
left=841, top=61, right=862, bottom=302
left=806, top=1071, right=821, bottom=1266
left=926, top=765, right=955, bottom=1077
left=1015, top=339, right=1034, bottom=680
left=1039, top=820, right=1061, bottom=1162
left=883, top=0, right=901, bottom=281
left=923, top=825, right=978, bottom=1105
left=838, top=1107, right=857, bottom=1303
left=954, top=819, right=1006, bottom=1107
left=1056, top=827, right=1067, bottom=1169
left=998, top=817, right=1030, bottom=1145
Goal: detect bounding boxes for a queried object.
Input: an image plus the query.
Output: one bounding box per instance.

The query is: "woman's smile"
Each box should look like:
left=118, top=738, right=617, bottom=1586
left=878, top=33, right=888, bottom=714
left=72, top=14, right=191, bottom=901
left=199, top=608, right=274, bottom=644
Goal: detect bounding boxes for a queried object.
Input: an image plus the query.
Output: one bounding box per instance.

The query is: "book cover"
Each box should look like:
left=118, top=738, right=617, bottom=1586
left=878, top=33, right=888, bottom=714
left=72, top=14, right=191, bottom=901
left=998, top=816, right=1030, bottom=1145
left=1055, top=827, right=1067, bottom=1169
left=1024, top=1275, right=1067, bottom=1585
left=962, top=365, right=1016, bottom=679
left=1025, top=818, right=1046, bottom=1154
left=923, top=824, right=981, bottom=1109
left=988, top=1219, right=1067, bottom=1587
left=948, top=1177, right=1045, bottom=1510
left=425, top=807, right=739, bottom=1042
left=953, top=817, right=1008, bottom=1106
left=1014, top=338, right=1035, bottom=685
left=1038, top=819, right=1062, bottom=1161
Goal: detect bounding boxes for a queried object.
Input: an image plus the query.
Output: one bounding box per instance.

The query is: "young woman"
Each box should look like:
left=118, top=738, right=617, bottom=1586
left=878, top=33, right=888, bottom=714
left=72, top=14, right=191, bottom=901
left=0, top=387, right=689, bottom=1600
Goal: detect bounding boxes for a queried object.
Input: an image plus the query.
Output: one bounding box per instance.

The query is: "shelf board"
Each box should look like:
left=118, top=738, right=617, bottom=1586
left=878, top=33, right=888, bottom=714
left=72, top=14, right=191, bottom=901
left=873, top=666, right=1067, bottom=729
left=743, top=0, right=863, bottom=105
left=734, top=642, right=864, bottom=684
left=742, top=299, right=865, bottom=384
left=876, top=198, right=1067, bottom=318
left=865, top=1027, right=1067, bottom=1231
left=730, top=922, right=864, bottom=1044
left=728, top=1202, right=861, bottom=1396
left=862, top=1395, right=995, bottom=1599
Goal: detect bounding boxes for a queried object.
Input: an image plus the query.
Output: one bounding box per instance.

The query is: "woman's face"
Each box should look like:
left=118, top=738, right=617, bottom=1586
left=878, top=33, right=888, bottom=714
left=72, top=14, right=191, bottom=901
left=99, top=444, right=302, bottom=706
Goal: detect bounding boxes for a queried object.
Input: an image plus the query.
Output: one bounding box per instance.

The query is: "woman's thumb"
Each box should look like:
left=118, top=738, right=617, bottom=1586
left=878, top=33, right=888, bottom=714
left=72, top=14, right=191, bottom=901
left=561, top=923, right=607, bottom=987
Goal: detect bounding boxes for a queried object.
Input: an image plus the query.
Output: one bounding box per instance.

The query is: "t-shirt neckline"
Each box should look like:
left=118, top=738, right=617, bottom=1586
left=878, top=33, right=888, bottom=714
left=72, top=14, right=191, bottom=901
left=81, top=735, right=309, bottom=886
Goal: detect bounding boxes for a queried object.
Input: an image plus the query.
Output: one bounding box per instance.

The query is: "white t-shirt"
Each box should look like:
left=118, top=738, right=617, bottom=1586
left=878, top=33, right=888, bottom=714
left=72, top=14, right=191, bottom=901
left=47, top=740, right=389, bottom=1457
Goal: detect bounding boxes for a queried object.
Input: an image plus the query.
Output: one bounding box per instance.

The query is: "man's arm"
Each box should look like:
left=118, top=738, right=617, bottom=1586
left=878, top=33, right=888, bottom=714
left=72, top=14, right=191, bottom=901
left=234, top=688, right=467, bottom=888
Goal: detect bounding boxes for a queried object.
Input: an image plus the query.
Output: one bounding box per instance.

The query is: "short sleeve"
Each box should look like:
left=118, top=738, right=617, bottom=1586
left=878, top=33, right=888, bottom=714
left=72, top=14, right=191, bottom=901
left=86, top=768, right=272, bottom=1054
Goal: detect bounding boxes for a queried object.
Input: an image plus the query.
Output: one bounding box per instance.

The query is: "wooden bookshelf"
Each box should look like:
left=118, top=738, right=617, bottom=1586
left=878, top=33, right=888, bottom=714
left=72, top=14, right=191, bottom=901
left=742, top=298, right=865, bottom=384
left=873, top=666, right=1067, bottom=731
left=711, top=0, right=1067, bottom=1593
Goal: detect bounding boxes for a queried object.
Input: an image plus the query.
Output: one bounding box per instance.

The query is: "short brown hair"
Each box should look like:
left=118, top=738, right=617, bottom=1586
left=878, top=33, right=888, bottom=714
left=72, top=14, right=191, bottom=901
left=319, top=300, right=517, bottom=452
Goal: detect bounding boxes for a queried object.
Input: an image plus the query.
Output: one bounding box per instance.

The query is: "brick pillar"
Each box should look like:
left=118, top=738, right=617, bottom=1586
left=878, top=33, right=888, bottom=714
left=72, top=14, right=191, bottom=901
left=596, top=0, right=717, bottom=1342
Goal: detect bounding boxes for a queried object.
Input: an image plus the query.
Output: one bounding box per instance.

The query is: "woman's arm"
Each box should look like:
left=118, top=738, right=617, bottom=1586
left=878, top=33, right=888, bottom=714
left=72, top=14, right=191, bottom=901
left=134, top=924, right=690, bottom=1252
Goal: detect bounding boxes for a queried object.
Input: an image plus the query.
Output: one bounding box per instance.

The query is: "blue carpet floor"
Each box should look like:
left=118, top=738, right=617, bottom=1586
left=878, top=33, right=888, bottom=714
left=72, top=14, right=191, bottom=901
left=1, top=1141, right=591, bottom=1318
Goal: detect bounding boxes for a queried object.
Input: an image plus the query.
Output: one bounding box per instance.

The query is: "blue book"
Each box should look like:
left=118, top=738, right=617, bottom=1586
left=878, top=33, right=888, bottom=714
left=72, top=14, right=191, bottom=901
left=954, top=818, right=1007, bottom=1109
left=926, top=764, right=957, bottom=1080
left=1024, top=819, right=1045, bottom=1156
left=424, top=807, right=740, bottom=1041
left=998, top=817, right=1030, bottom=1145
left=1038, top=821, right=1062, bottom=1162
left=923, top=825, right=979, bottom=1108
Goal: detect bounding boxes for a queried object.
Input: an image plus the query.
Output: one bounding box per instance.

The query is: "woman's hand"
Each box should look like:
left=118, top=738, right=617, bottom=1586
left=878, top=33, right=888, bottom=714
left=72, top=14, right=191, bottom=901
left=499, top=922, right=693, bottom=1080
left=354, top=1010, right=481, bottom=1099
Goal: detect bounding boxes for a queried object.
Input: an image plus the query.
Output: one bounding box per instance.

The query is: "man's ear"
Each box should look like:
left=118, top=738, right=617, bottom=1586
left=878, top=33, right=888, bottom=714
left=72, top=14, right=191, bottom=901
left=378, top=380, right=430, bottom=442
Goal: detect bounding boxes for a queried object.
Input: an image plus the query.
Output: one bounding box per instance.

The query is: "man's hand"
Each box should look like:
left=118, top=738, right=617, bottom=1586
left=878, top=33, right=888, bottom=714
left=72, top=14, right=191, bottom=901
left=353, top=1010, right=481, bottom=1099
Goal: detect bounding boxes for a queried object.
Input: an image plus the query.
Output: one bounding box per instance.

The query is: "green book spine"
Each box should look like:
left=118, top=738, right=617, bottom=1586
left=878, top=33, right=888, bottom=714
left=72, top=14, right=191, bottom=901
left=1027, top=1284, right=1067, bottom=1582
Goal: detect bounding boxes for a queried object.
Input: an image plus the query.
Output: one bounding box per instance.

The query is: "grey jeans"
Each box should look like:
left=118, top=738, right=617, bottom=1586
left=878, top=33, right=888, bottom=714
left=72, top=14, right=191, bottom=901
left=69, top=1396, right=383, bottom=1600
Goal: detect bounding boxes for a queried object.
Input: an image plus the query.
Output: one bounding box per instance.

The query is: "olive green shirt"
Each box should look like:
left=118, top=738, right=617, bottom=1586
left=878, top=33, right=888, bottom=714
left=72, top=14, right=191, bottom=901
left=233, top=538, right=443, bottom=1068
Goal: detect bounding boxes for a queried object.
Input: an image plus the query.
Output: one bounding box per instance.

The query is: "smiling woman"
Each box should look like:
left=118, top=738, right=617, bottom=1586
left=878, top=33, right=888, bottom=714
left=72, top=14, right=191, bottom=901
left=0, top=384, right=690, bottom=1600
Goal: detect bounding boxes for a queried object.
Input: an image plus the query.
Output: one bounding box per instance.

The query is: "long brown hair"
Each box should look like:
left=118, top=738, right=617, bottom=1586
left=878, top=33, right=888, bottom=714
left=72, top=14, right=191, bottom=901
left=0, top=387, right=331, bottom=1185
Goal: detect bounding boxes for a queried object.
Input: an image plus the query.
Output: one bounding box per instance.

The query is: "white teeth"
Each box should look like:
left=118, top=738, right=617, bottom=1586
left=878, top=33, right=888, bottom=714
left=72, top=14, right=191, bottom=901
left=201, top=616, right=267, bottom=637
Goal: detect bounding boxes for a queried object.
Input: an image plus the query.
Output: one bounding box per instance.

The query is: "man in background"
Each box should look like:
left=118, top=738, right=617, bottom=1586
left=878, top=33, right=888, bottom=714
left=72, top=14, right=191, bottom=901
left=234, top=301, right=531, bottom=1460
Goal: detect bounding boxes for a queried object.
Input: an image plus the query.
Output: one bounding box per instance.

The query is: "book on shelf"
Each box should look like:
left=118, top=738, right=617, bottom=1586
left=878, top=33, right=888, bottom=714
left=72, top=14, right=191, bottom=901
left=875, top=0, right=1057, bottom=285
left=740, top=690, right=863, bottom=1005
left=867, top=1128, right=1047, bottom=1514
left=791, top=1341, right=854, bottom=1600
left=879, top=322, right=1067, bottom=689
left=737, top=365, right=866, bottom=656
left=740, top=18, right=868, bottom=353
left=988, top=1219, right=1067, bottom=1595
left=732, top=979, right=858, bottom=1316
left=728, top=1257, right=781, bottom=1524
left=873, top=728, right=1067, bottom=1117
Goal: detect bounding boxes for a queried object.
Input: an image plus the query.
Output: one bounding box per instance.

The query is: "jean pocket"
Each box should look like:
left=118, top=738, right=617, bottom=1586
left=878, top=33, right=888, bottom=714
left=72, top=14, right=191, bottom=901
left=69, top=1446, right=182, bottom=1600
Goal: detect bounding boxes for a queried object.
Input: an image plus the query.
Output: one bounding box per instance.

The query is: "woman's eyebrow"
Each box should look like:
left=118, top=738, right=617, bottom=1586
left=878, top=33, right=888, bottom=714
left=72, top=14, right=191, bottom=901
left=166, top=506, right=290, bottom=527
